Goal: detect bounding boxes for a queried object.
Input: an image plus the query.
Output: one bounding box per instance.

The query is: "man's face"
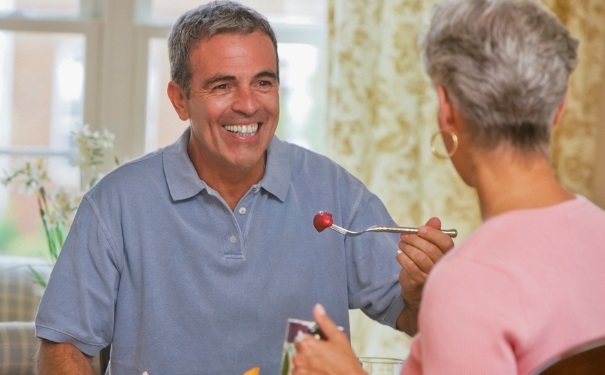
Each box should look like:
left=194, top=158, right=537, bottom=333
left=172, top=31, right=280, bottom=172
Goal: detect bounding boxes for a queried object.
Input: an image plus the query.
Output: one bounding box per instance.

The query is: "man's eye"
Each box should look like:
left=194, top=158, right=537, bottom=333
left=214, top=84, right=229, bottom=90
left=258, top=80, right=272, bottom=86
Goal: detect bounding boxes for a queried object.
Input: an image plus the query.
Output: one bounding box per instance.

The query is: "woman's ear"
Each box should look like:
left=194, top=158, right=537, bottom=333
left=436, top=84, right=456, bottom=132
left=167, top=81, right=190, bottom=121
left=552, top=92, right=568, bottom=128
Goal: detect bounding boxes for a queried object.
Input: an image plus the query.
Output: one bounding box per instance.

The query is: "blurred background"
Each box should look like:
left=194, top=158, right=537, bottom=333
left=1, top=0, right=604, bottom=361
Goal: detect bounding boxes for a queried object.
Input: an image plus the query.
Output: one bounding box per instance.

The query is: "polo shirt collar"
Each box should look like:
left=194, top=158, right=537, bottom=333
left=262, top=136, right=291, bottom=202
left=163, top=128, right=291, bottom=203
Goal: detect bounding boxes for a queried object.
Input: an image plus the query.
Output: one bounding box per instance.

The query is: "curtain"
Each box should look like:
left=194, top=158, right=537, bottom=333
left=327, top=0, right=605, bottom=359
left=543, top=0, right=605, bottom=203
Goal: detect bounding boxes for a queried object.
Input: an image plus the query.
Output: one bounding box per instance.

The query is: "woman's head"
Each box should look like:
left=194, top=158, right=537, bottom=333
left=167, top=0, right=279, bottom=97
left=420, top=0, right=578, bottom=154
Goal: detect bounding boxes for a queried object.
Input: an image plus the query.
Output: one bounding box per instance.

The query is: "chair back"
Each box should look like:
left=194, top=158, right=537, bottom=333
left=0, top=256, right=49, bottom=321
left=532, top=336, right=605, bottom=375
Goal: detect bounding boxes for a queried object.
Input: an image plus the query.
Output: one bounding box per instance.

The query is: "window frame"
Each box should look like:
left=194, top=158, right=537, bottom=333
left=0, top=12, right=101, bottom=157
left=0, top=0, right=327, bottom=160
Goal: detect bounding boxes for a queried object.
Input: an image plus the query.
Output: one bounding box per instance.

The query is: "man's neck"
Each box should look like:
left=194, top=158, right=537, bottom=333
left=189, top=153, right=266, bottom=211
left=209, top=164, right=265, bottom=210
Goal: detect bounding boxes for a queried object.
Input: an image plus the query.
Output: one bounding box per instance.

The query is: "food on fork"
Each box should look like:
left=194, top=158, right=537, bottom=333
left=314, top=211, right=458, bottom=238
left=313, top=211, right=333, bottom=232
left=243, top=367, right=260, bottom=375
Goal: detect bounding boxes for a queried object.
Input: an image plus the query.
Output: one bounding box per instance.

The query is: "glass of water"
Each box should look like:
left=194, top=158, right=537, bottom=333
left=358, top=357, right=405, bottom=375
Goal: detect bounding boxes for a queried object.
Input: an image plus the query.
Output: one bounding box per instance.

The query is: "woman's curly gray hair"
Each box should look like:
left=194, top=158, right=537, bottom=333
left=420, top=0, right=578, bottom=152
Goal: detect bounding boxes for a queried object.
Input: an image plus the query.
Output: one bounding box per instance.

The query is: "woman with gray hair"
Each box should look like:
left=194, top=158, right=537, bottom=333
left=292, top=0, right=605, bottom=373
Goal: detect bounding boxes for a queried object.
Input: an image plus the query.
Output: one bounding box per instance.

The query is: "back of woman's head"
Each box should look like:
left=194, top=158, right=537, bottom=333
left=420, top=0, right=578, bottom=152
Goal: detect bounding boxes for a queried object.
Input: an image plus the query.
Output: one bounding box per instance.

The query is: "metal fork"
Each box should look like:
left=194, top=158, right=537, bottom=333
left=328, top=223, right=458, bottom=238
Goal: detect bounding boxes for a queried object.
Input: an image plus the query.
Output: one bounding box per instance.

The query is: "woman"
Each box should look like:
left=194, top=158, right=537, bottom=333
left=292, top=0, right=605, bottom=374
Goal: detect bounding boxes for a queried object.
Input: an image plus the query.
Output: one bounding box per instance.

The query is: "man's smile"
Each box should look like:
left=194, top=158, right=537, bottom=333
left=224, top=123, right=259, bottom=136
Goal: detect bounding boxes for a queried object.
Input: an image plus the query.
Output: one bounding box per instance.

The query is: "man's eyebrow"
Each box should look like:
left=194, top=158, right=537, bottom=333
left=203, top=74, right=236, bottom=87
left=202, top=70, right=278, bottom=88
left=254, top=70, right=278, bottom=81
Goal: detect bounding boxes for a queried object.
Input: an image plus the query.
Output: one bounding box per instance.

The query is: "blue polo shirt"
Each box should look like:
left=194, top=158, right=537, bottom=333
left=36, top=128, right=404, bottom=374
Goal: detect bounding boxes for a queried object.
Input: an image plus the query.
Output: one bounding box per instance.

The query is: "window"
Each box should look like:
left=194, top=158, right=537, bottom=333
left=0, top=0, right=327, bottom=257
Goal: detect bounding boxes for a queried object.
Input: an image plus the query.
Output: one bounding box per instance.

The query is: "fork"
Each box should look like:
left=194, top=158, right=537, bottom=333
left=328, top=223, right=458, bottom=238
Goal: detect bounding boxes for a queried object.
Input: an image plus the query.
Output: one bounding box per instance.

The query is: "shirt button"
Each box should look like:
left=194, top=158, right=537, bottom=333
left=229, top=235, right=237, bottom=244
left=238, top=207, right=247, bottom=215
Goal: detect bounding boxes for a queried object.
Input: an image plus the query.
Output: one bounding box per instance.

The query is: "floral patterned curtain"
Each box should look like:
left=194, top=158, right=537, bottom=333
left=327, top=0, right=605, bottom=359
left=543, top=0, right=605, bottom=206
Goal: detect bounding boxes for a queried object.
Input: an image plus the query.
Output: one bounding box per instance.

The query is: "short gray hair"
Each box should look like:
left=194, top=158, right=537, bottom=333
left=167, top=0, right=279, bottom=97
left=420, top=0, right=579, bottom=152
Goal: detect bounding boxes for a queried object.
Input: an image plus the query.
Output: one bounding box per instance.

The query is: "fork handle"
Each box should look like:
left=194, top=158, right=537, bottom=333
left=440, top=229, right=458, bottom=238
left=371, top=226, right=458, bottom=238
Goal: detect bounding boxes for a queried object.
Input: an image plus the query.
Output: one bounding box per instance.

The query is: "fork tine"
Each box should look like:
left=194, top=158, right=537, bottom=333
left=329, top=224, right=364, bottom=236
left=329, top=224, right=350, bottom=235
left=328, top=224, right=346, bottom=234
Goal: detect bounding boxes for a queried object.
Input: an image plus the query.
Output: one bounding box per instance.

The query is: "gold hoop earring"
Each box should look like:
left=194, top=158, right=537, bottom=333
left=430, top=130, right=459, bottom=159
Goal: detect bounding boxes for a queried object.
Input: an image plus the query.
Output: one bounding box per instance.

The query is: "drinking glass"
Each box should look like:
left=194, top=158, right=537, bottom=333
left=358, top=357, right=404, bottom=375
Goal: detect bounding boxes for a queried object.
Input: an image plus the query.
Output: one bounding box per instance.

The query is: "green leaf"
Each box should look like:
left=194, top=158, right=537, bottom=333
left=28, top=265, right=47, bottom=288
left=281, top=350, right=290, bottom=375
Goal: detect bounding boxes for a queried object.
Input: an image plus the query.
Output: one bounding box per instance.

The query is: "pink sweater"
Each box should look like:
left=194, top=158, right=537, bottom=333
left=403, top=196, right=605, bottom=374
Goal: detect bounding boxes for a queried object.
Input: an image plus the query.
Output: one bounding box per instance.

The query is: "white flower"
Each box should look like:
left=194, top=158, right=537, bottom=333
left=45, top=188, right=82, bottom=229
left=1, top=159, right=49, bottom=193
left=72, top=124, right=116, bottom=169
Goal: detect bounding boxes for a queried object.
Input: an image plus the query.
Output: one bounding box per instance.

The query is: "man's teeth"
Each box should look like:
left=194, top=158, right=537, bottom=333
left=225, top=124, right=258, bottom=136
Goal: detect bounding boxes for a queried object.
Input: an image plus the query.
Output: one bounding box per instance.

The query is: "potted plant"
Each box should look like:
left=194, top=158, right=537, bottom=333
left=1, top=125, right=117, bottom=287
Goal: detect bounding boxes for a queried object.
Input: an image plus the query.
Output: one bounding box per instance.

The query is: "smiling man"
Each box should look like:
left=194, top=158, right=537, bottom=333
left=167, top=30, right=279, bottom=210
left=34, top=1, right=455, bottom=374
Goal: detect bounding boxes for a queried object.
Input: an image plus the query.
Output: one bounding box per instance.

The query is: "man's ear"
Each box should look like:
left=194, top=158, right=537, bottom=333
left=167, top=81, right=190, bottom=121
left=552, top=92, right=568, bottom=128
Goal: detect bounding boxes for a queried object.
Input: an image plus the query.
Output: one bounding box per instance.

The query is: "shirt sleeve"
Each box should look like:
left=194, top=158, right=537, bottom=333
left=35, top=196, right=120, bottom=356
left=411, top=256, right=525, bottom=374
left=345, top=188, right=403, bottom=328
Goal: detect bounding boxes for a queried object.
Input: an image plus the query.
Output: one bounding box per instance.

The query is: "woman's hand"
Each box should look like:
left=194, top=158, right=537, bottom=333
left=292, top=304, right=366, bottom=375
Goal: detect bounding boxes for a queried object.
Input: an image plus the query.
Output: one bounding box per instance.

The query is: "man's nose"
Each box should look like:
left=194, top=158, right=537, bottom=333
left=231, top=87, right=260, bottom=115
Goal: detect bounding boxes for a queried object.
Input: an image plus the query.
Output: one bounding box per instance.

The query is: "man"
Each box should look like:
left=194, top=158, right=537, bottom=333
left=35, top=1, right=454, bottom=374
